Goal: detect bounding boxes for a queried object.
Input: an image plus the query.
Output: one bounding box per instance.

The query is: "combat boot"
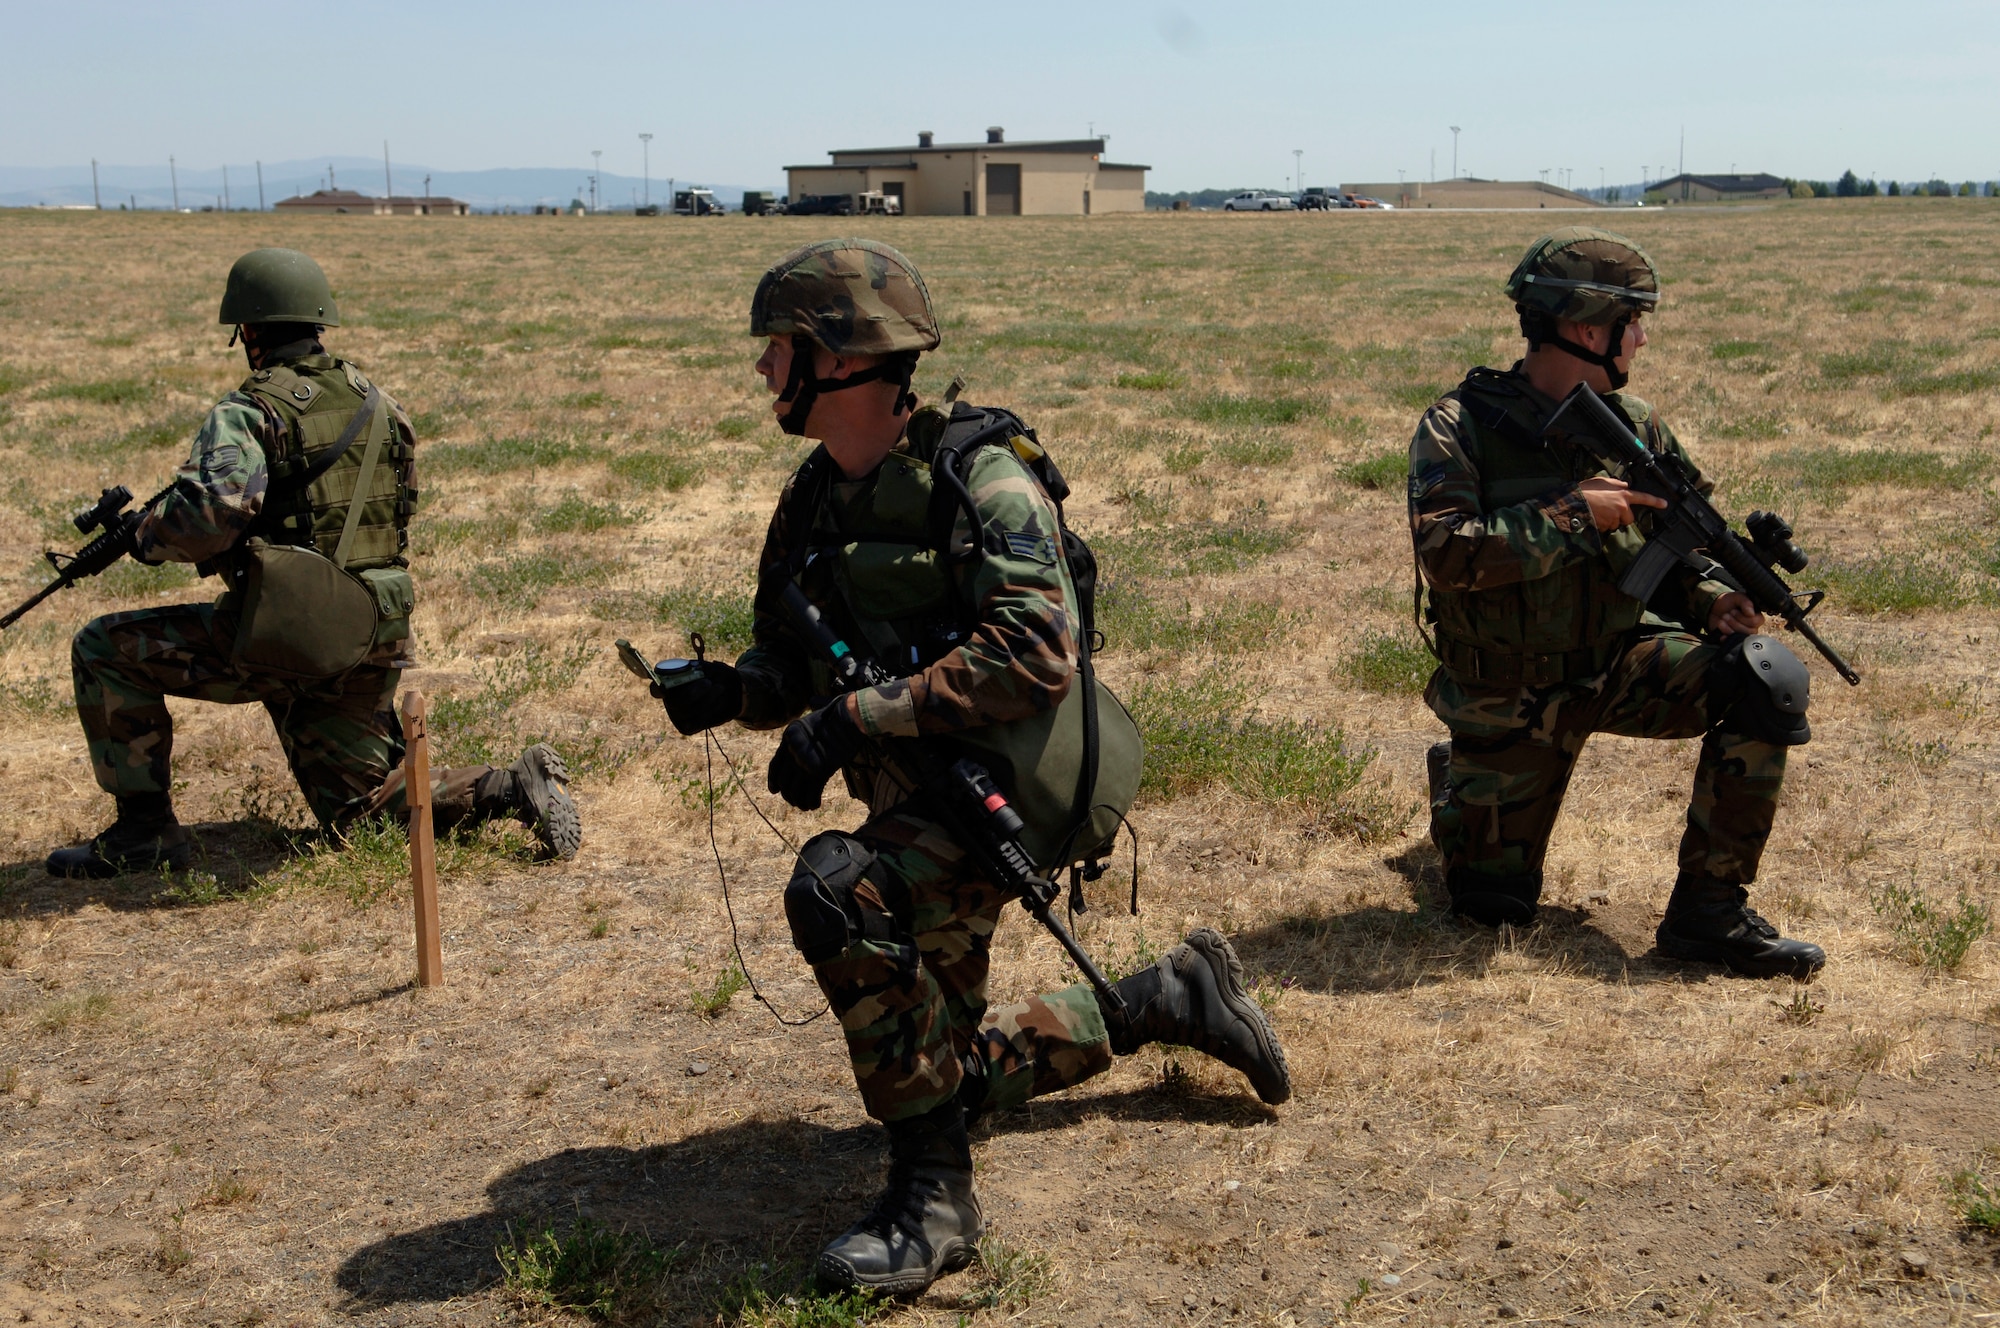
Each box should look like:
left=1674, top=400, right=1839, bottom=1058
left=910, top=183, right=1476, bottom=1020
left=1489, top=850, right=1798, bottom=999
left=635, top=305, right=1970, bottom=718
left=1426, top=740, right=1451, bottom=811
left=817, top=1102, right=984, bottom=1294
left=1656, top=873, right=1824, bottom=981
left=478, top=744, right=581, bottom=860
left=1106, top=927, right=1291, bottom=1105
left=46, top=794, right=193, bottom=879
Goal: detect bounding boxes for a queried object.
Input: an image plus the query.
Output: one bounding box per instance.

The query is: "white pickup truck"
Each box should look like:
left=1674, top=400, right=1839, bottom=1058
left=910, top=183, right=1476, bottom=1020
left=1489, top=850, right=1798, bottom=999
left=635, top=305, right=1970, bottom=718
left=1221, top=190, right=1297, bottom=211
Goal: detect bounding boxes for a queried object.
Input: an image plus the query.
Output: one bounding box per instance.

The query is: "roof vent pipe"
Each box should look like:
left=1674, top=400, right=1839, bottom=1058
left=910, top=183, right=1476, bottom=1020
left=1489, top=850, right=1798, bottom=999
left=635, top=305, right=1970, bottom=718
left=986, top=126, right=1004, bottom=144
left=918, top=131, right=934, bottom=148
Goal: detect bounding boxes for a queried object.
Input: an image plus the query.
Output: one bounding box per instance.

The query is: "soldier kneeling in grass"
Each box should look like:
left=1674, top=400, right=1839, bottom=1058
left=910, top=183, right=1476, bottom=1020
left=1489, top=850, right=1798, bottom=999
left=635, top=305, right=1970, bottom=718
left=649, top=239, right=1292, bottom=1295
left=47, top=248, right=579, bottom=878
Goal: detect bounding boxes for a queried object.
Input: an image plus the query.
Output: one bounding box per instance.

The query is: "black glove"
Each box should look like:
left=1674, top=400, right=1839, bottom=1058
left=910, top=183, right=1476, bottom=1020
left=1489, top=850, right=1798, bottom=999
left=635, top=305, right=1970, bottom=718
left=655, top=660, right=743, bottom=736
left=767, top=701, right=864, bottom=811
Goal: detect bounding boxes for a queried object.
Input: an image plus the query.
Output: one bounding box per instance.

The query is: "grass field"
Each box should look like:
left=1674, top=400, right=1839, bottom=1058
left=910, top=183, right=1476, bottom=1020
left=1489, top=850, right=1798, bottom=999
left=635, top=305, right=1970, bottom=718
left=1, top=200, right=1998, bottom=1327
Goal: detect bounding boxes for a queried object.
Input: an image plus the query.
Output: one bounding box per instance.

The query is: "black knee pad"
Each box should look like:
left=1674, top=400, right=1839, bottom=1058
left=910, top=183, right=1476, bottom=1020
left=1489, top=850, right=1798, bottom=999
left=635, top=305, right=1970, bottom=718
left=1446, top=867, right=1542, bottom=928
left=783, top=831, right=884, bottom=965
left=1714, top=633, right=1811, bottom=746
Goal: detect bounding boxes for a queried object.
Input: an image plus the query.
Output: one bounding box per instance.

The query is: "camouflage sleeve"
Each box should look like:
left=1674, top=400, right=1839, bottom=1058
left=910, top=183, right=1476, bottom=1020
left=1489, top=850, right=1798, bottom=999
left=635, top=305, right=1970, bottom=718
left=1650, top=415, right=1735, bottom=628
left=133, top=392, right=275, bottom=565
left=1408, top=396, right=1602, bottom=592
left=735, top=471, right=815, bottom=731
left=846, top=445, right=1076, bottom=738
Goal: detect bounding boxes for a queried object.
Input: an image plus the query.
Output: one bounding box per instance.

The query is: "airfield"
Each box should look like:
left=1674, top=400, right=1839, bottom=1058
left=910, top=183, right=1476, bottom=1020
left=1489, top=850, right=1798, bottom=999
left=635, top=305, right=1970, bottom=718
left=1, top=201, right=1997, bottom=1325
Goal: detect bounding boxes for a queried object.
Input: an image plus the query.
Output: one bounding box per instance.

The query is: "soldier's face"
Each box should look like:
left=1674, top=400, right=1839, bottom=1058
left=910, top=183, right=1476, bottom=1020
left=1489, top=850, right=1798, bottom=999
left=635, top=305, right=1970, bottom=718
left=755, top=335, right=793, bottom=402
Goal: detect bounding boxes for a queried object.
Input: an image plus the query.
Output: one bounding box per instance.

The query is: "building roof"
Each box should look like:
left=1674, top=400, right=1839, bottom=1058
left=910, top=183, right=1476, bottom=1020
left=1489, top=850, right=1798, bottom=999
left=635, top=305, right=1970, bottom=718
left=275, top=188, right=466, bottom=208
left=831, top=136, right=1108, bottom=157
left=1651, top=172, right=1786, bottom=193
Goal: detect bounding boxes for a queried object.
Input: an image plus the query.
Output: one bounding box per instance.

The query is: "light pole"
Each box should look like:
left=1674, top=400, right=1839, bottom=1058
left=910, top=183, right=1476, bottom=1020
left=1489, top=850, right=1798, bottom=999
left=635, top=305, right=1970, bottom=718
left=169, top=156, right=179, bottom=210
left=91, top=159, right=101, bottom=209
left=639, top=133, right=653, bottom=208
left=1450, top=126, right=1461, bottom=179
left=1293, top=148, right=1303, bottom=193
left=591, top=150, right=602, bottom=212
left=256, top=160, right=265, bottom=210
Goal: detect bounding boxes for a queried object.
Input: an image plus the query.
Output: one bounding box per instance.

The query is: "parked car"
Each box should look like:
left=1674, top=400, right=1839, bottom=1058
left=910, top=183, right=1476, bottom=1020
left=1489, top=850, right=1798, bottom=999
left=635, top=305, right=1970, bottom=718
left=1296, top=187, right=1350, bottom=210
left=1221, top=190, right=1297, bottom=211
left=786, top=193, right=855, bottom=217
left=1348, top=194, right=1395, bottom=210
left=741, top=191, right=775, bottom=216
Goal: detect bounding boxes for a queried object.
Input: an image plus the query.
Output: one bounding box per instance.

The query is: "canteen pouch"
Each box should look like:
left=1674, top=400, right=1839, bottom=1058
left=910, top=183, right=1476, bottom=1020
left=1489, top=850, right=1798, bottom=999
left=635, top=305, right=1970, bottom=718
left=230, top=538, right=379, bottom=680
left=356, top=566, right=416, bottom=646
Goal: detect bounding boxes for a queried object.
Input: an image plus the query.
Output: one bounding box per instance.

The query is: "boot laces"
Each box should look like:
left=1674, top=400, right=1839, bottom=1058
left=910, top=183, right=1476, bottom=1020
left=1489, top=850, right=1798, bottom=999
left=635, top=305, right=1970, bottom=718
left=1737, top=907, right=1780, bottom=940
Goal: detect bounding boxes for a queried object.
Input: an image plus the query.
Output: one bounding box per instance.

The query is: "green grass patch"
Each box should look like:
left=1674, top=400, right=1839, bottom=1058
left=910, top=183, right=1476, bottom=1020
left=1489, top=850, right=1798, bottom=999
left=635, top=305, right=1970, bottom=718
left=410, top=513, right=521, bottom=555
left=960, top=1236, right=1056, bottom=1311
left=652, top=585, right=756, bottom=653
left=108, top=413, right=204, bottom=455
left=691, top=964, right=747, bottom=1017
left=426, top=435, right=594, bottom=476
left=37, top=990, right=113, bottom=1033
left=1388, top=382, right=1447, bottom=410
left=1212, top=436, right=1294, bottom=468
left=558, top=390, right=609, bottom=409
left=534, top=493, right=631, bottom=534
left=1162, top=444, right=1206, bottom=475
left=1871, top=877, right=1991, bottom=972
left=1115, top=370, right=1183, bottom=391
left=428, top=638, right=622, bottom=773
left=608, top=451, right=700, bottom=492
left=1814, top=556, right=1981, bottom=613
left=1094, top=583, right=1290, bottom=657
left=469, top=552, right=613, bottom=605
left=497, top=1218, right=682, bottom=1323
left=0, top=677, right=66, bottom=720
left=1711, top=340, right=1769, bottom=362
left=95, top=558, right=197, bottom=598
left=1267, top=358, right=1314, bottom=380
left=1889, top=366, right=2000, bottom=398
left=38, top=378, right=148, bottom=406
left=1130, top=669, right=1376, bottom=811
left=1759, top=447, right=1987, bottom=496
left=1177, top=392, right=1312, bottom=427
left=1339, top=450, right=1408, bottom=491
left=0, top=365, right=28, bottom=396
left=1950, top=1171, right=2000, bottom=1235
left=722, top=1267, right=885, bottom=1328
left=1711, top=412, right=1787, bottom=440
left=1346, top=630, right=1433, bottom=695
left=714, top=415, right=759, bottom=440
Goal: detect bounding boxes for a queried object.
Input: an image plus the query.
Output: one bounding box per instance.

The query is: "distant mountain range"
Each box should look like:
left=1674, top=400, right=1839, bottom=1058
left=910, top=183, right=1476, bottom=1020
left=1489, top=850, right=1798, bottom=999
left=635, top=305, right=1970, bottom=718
left=0, top=157, right=765, bottom=211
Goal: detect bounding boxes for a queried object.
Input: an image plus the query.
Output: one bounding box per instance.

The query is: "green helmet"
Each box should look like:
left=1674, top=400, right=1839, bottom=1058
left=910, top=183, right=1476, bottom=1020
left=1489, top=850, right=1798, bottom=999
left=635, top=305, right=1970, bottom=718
left=749, top=238, right=939, bottom=355
left=1503, top=228, right=1658, bottom=326
left=218, top=248, right=340, bottom=326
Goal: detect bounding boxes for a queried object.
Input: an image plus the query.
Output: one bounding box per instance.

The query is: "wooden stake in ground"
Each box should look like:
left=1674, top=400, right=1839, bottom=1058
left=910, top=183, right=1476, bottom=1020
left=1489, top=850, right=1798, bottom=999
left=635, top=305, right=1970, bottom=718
left=402, top=689, right=442, bottom=987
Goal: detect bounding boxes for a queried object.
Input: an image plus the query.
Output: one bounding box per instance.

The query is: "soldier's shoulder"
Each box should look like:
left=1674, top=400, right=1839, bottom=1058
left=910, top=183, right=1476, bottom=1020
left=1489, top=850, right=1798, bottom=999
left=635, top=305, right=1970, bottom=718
left=1607, top=390, right=1660, bottom=427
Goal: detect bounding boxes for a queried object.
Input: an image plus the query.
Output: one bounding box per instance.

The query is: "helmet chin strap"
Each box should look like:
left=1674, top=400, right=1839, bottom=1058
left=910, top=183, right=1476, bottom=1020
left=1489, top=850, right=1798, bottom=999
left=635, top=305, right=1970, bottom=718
left=1547, top=313, right=1633, bottom=390
left=776, top=336, right=918, bottom=437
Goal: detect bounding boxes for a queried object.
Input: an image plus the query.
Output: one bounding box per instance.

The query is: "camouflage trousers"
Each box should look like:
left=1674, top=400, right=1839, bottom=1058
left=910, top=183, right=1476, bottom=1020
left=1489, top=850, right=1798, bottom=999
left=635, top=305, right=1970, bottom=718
left=1427, top=627, right=1786, bottom=889
left=807, top=807, right=1113, bottom=1125
left=73, top=602, right=496, bottom=831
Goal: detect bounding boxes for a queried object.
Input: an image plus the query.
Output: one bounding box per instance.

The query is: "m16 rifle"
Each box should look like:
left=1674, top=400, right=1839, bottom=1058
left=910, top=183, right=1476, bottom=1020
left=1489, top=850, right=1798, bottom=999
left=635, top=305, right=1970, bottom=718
left=1, top=482, right=175, bottom=630
left=617, top=581, right=1126, bottom=1015
left=1542, top=383, right=1861, bottom=685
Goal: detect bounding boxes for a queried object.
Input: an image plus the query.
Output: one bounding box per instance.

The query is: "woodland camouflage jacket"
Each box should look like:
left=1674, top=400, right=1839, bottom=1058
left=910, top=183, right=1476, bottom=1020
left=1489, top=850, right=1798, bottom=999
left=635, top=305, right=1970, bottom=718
left=1409, top=362, right=1731, bottom=686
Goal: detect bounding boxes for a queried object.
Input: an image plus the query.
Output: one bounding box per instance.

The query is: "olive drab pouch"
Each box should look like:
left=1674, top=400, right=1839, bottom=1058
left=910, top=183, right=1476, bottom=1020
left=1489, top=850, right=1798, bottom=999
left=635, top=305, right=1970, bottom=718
left=231, top=386, right=403, bottom=679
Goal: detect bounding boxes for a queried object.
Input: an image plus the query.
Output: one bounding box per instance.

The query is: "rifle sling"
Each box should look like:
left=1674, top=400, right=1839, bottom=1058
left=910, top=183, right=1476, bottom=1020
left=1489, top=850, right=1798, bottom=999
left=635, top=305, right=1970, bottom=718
left=330, top=389, right=387, bottom=569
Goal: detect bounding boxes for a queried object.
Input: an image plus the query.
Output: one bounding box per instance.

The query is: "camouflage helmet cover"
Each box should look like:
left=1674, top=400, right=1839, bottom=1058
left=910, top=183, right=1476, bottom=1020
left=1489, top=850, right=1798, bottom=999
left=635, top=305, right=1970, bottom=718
left=1504, top=227, right=1659, bottom=326
left=749, top=238, right=940, bottom=355
left=218, top=247, right=340, bottom=326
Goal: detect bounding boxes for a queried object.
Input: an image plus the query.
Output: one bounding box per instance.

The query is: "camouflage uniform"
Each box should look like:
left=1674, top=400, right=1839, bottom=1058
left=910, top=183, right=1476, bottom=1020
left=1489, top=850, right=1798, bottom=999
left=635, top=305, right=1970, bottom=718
left=738, top=411, right=1112, bottom=1124
left=1411, top=365, right=1785, bottom=902
left=74, top=350, right=500, bottom=832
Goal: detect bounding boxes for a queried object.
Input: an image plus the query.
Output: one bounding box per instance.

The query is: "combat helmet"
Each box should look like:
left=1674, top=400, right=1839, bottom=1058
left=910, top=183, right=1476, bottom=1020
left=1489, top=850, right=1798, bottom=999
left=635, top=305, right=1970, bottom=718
left=218, top=248, right=340, bottom=327
left=1504, top=228, right=1657, bottom=387
left=750, top=239, right=938, bottom=434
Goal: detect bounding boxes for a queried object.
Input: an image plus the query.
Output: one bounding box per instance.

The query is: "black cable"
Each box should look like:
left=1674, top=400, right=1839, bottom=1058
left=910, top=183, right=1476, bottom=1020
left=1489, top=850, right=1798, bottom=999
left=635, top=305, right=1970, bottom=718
left=703, top=728, right=828, bottom=1027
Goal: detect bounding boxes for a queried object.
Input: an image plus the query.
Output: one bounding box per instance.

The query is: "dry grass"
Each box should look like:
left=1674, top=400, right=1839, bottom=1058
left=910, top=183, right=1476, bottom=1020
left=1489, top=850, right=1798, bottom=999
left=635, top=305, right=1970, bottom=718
left=1, top=200, right=1998, bottom=1325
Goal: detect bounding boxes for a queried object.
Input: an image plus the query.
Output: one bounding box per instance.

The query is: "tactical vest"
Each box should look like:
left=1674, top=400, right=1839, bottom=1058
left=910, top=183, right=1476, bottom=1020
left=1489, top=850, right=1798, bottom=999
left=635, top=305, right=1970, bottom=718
left=1423, top=367, right=1655, bottom=687
left=240, top=355, right=414, bottom=571
left=774, top=404, right=1142, bottom=873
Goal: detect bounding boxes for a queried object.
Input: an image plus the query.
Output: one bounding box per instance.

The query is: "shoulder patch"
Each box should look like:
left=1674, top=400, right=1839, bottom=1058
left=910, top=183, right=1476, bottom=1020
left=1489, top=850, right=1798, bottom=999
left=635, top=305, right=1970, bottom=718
left=1002, top=530, right=1059, bottom=565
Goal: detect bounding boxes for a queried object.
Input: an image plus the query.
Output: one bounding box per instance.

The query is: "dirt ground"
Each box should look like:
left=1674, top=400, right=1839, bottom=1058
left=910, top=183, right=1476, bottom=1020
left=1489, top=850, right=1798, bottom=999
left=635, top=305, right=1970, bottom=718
left=2, top=202, right=1997, bottom=1326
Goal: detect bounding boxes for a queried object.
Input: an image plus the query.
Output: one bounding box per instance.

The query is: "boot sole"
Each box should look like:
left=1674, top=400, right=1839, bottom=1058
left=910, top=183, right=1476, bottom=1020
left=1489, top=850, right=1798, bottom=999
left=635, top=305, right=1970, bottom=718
left=516, top=744, right=582, bottom=861
left=46, top=843, right=193, bottom=880
left=1656, top=931, right=1825, bottom=982
left=814, top=1234, right=978, bottom=1296
left=1182, top=927, right=1293, bottom=1106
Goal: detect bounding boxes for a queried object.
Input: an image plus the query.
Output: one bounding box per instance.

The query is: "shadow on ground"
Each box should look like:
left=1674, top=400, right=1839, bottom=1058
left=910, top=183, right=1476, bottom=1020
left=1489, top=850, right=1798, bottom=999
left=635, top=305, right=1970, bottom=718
left=336, top=1119, right=883, bottom=1313
left=1228, top=844, right=1686, bottom=991
left=0, top=816, right=300, bottom=915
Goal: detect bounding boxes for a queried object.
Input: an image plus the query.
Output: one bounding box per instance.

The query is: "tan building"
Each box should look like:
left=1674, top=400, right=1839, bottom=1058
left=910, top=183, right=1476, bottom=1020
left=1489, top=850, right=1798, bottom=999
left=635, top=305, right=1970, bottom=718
left=1341, top=179, right=1601, bottom=210
left=274, top=189, right=470, bottom=216
left=1645, top=173, right=1787, bottom=203
left=785, top=129, right=1147, bottom=216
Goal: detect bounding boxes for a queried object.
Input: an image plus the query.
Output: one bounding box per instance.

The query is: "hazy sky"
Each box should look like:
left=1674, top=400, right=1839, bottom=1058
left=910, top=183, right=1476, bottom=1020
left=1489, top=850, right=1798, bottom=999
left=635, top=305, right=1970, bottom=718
left=4, top=0, right=1995, bottom=190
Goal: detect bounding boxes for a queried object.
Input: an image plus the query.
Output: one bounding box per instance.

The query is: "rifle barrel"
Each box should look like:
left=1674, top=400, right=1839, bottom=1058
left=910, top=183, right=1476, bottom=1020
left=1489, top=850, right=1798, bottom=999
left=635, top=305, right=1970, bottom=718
left=0, top=576, right=71, bottom=630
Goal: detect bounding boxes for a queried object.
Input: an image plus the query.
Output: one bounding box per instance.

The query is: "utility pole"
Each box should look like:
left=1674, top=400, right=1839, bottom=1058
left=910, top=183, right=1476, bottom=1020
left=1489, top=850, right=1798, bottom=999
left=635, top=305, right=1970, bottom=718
left=223, top=165, right=231, bottom=211
left=639, top=132, right=653, bottom=207
left=384, top=141, right=393, bottom=200
left=1679, top=126, right=1684, bottom=177
left=256, top=160, right=265, bottom=210
left=591, top=149, right=602, bottom=212
left=424, top=173, right=431, bottom=202
left=1450, top=126, right=1461, bottom=179
left=169, top=156, right=179, bottom=211
left=91, top=159, right=101, bottom=209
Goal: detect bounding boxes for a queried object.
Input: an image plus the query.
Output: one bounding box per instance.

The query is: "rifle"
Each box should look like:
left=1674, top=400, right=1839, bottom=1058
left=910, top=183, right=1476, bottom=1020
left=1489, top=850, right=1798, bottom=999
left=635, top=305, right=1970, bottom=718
left=617, top=583, right=1126, bottom=1015
left=1, top=482, right=176, bottom=630
left=1541, top=384, right=1861, bottom=686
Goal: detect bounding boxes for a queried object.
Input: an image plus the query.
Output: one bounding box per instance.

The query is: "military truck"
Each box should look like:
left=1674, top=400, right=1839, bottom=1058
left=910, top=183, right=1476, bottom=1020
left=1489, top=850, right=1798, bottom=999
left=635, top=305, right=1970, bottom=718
left=673, top=188, right=724, bottom=216
left=742, top=191, right=776, bottom=216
